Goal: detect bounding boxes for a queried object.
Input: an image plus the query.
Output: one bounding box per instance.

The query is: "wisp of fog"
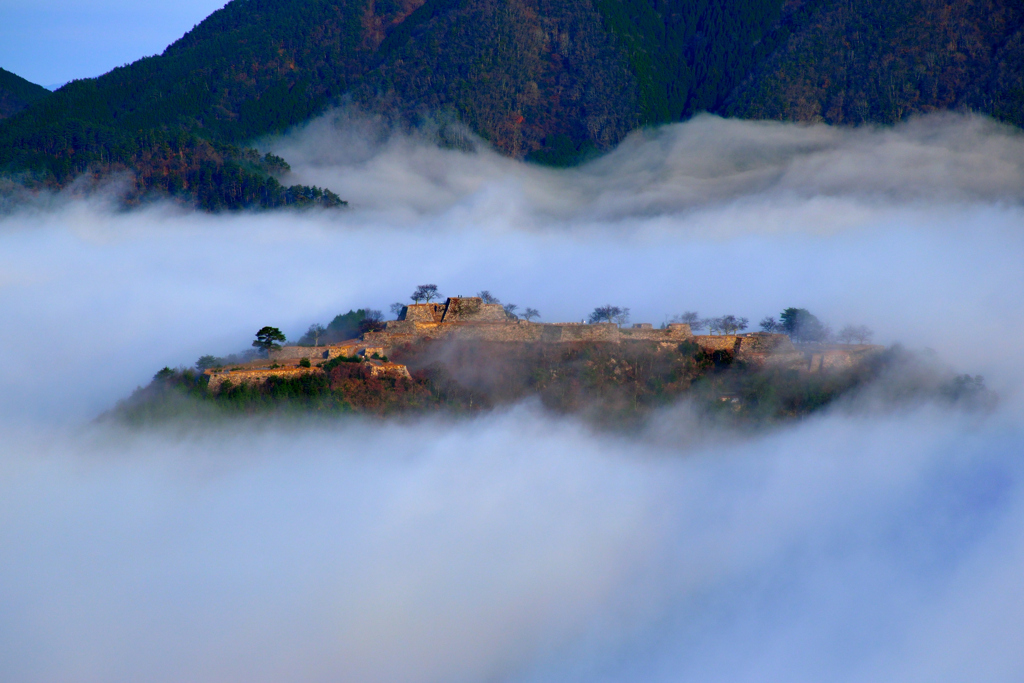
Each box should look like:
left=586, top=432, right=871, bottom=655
left=1, top=112, right=1023, bottom=682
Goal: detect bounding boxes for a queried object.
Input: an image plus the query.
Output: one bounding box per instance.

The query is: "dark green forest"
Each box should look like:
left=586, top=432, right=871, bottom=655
left=4, top=0, right=1024, bottom=207
left=0, top=67, right=51, bottom=120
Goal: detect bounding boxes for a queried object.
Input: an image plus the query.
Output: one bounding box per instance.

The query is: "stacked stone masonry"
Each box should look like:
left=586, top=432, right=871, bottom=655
left=205, top=366, right=318, bottom=392
left=223, top=298, right=879, bottom=392
left=204, top=359, right=411, bottom=391
left=367, top=298, right=812, bottom=358
left=268, top=342, right=364, bottom=362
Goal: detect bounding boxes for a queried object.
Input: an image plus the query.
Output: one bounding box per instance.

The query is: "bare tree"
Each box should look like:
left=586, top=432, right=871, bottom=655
left=389, top=302, right=405, bottom=318
left=353, top=309, right=385, bottom=336
left=503, top=303, right=519, bottom=319
left=411, top=284, right=440, bottom=303
left=589, top=306, right=614, bottom=323
left=853, top=325, right=874, bottom=344
left=671, top=311, right=705, bottom=332
left=673, top=311, right=700, bottom=324
left=759, top=316, right=779, bottom=333
left=522, top=307, right=540, bottom=321
left=305, top=323, right=325, bottom=347
left=717, top=315, right=749, bottom=335
left=838, top=324, right=874, bottom=344
left=589, top=305, right=629, bottom=324
left=477, top=290, right=501, bottom=304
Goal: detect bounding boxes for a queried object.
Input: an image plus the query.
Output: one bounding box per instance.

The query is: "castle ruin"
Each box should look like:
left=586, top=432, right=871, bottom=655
left=206, top=297, right=875, bottom=391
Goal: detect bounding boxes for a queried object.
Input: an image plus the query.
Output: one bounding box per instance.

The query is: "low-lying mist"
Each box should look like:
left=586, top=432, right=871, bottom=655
left=2, top=112, right=1023, bottom=681
left=4, top=407, right=1023, bottom=682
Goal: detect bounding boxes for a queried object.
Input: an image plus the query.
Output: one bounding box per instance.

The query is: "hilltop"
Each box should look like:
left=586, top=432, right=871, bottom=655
left=0, top=68, right=51, bottom=121
left=109, top=297, right=992, bottom=427
left=4, top=0, right=1024, bottom=208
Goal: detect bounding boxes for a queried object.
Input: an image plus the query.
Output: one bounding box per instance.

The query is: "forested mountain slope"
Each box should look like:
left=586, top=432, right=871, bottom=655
left=3, top=0, right=1023, bottom=208
left=0, top=68, right=51, bottom=120
left=726, top=0, right=1024, bottom=126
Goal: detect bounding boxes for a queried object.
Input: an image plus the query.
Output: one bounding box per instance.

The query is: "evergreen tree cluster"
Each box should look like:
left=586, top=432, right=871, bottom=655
left=0, top=67, right=52, bottom=120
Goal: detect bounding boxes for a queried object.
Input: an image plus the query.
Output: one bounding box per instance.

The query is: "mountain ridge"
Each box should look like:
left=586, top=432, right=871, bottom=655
left=0, top=67, right=51, bottom=120
left=3, top=0, right=1023, bottom=208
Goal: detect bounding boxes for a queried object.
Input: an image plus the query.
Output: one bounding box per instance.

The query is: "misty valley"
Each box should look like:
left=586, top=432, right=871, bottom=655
left=3, top=112, right=1024, bottom=682
left=6, top=0, right=1024, bottom=677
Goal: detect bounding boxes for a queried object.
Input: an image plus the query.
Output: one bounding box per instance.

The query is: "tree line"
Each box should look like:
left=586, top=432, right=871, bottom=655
left=669, top=306, right=874, bottom=344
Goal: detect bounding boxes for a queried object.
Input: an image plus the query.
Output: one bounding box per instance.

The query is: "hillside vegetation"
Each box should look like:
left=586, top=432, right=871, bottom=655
left=726, top=0, right=1024, bottom=126
left=111, top=340, right=993, bottom=428
left=3, top=0, right=1024, bottom=207
left=0, top=68, right=51, bottom=121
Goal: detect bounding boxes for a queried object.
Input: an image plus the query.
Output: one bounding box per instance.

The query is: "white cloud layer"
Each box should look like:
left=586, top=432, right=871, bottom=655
left=1, top=112, right=1023, bottom=681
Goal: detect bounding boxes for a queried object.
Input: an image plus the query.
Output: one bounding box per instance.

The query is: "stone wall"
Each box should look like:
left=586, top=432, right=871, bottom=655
left=269, top=342, right=363, bottom=362
left=361, top=298, right=881, bottom=374
left=205, top=359, right=413, bottom=390
left=401, top=297, right=509, bottom=323
left=690, top=333, right=803, bottom=359
left=805, top=345, right=884, bottom=372
left=401, top=303, right=446, bottom=322
left=441, top=297, right=507, bottom=322
left=366, top=360, right=412, bottom=379
left=363, top=319, right=697, bottom=350
left=620, top=323, right=692, bottom=342
left=205, top=366, right=320, bottom=391
left=735, top=332, right=798, bottom=355
left=692, top=335, right=740, bottom=352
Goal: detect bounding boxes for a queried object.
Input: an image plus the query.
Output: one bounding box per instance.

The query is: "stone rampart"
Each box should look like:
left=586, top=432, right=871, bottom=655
left=366, top=360, right=412, bottom=379
left=363, top=319, right=697, bottom=350
left=269, top=341, right=365, bottom=362
left=205, top=358, right=413, bottom=390
left=441, top=297, right=507, bottom=322
left=312, top=297, right=880, bottom=375
left=205, top=366, right=321, bottom=391
left=401, top=303, right=446, bottom=322
left=620, top=323, right=692, bottom=342
left=693, top=335, right=741, bottom=352
left=735, top=333, right=798, bottom=355
left=804, top=344, right=884, bottom=372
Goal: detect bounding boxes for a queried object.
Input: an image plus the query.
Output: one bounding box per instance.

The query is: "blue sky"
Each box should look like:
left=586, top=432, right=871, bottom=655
left=0, top=1, right=227, bottom=88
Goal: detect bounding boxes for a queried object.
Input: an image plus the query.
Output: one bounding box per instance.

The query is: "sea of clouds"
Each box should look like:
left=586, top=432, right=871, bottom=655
left=1, top=112, right=1023, bottom=682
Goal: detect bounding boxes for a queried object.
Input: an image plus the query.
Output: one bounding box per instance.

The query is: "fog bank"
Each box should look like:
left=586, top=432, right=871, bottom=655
left=1, top=113, right=1024, bottom=681
left=270, top=111, right=1024, bottom=221
left=2, top=407, right=1023, bottom=682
